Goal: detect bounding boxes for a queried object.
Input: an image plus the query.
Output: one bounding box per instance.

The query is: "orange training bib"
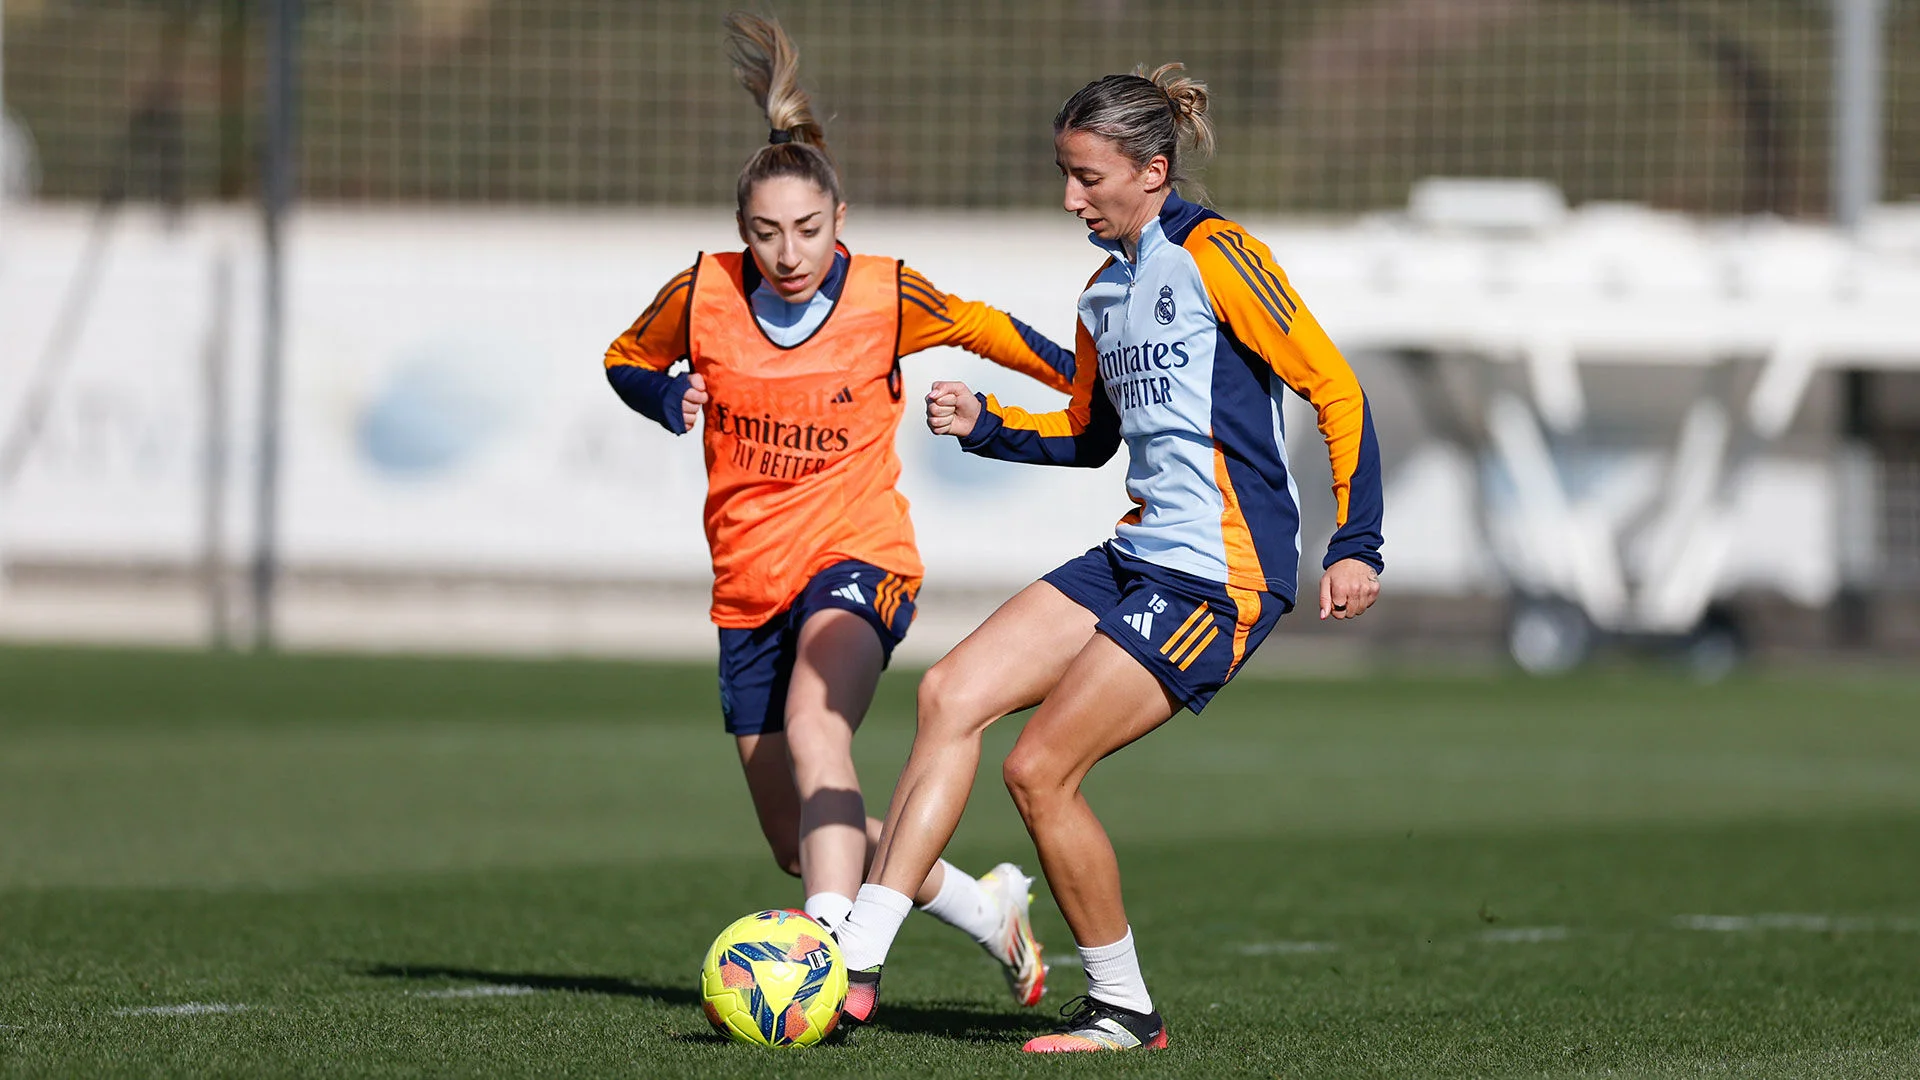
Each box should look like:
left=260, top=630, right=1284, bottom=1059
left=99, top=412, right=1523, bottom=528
left=687, top=251, right=920, bottom=627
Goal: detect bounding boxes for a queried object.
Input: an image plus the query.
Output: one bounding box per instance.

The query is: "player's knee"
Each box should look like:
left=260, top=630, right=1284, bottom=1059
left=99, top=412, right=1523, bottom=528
left=783, top=707, right=853, bottom=768
left=914, top=660, right=955, bottom=720
left=915, top=660, right=987, bottom=741
left=1001, top=746, right=1061, bottom=815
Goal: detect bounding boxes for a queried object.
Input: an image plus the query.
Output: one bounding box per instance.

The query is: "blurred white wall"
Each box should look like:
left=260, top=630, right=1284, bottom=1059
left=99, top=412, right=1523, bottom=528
left=1, top=203, right=1884, bottom=636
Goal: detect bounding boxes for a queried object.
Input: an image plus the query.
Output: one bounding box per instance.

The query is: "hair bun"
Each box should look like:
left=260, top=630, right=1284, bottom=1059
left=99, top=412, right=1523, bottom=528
left=1142, top=61, right=1209, bottom=122
left=1135, top=61, right=1216, bottom=167
left=1166, top=83, right=1206, bottom=121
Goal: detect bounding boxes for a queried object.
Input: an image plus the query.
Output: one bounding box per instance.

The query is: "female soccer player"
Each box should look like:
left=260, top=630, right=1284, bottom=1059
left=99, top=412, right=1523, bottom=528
left=831, top=65, right=1385, bottom=1051
left=602, top=14, right=1070, bottom=1007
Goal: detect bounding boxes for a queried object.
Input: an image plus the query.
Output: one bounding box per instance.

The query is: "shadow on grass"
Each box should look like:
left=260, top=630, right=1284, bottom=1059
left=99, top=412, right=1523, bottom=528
left=670, top=1004, right=1053, bottom=1047
left=861, top=1000, right=1057, bottom=1044
left=357, top=963, right=702, bottom=1006
left=359, top=963, right=1053, bottom=1044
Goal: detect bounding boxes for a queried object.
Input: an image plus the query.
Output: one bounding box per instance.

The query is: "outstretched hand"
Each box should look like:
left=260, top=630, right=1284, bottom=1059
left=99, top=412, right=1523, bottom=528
left=681, top=371, right=710, bottom=432
left=926, top=380, right=980, bottom=438
left=1318, top=558, right=1381, bottom=621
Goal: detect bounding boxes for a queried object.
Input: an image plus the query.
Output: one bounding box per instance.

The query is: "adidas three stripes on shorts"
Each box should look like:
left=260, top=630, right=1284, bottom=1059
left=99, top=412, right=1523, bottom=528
left=717, top=559, right=919, bottom=736
left=1042, top=541, right=1286, bottom=714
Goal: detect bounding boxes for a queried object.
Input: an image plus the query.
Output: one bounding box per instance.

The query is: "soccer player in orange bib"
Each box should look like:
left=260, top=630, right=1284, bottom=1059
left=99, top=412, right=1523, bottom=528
left=831, top=65, right=1385, bottom=1051
left=602, top=15, right=1070, bottom=1007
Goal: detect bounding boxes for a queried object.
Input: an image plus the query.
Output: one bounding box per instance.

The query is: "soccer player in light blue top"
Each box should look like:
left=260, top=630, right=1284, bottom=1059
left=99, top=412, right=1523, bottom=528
left=831, top=63, right=1385, bottom=1052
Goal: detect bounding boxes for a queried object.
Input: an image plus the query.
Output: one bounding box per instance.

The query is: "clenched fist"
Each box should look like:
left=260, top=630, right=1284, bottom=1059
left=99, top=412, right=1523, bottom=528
left=925, top=380, right=981, bottom=438
left=681, top=371, right=710, bottom=432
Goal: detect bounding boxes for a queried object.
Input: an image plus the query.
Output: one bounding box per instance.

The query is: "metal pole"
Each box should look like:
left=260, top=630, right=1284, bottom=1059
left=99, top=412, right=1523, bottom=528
left=1832, top=0, right=1886, bottom=648
left=219, top=0, right=247, bottom=200
left=252, top=0, right=300, bottom=650
left=203, top=253, right=233, bottom=650
left=1832, top=0, right=1885, bottom=231
left=1, top=0, right=9, bottom=214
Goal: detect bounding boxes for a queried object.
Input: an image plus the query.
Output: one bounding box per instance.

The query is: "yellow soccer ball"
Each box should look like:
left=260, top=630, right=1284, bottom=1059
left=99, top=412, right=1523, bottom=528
left=699, top=909, right=847, bottom=1047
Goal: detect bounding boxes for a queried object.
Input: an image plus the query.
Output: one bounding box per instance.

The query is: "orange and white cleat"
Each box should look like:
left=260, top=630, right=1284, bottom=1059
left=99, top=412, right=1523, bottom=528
left=978, top=863, right=1048, bottom=1007
left=1022, top=995, right=1168, bottom=1053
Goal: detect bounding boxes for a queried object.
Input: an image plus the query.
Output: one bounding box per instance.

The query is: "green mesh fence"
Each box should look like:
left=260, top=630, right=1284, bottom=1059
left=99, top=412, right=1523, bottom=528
left=4, top=0, right=1917, bottom=213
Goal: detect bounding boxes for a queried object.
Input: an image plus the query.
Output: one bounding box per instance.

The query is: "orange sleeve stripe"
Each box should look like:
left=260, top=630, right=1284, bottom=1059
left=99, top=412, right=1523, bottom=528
left=895, top=264, right=1075, bottom=395
left=640, top=268, right=694, bottom=320
left=899, top=269, right=951, bottom=315
left=983, top=395, right=1091, bottom=437
left=977, top=314, right=1104, bottom=435
left=629, top=268, right=694, bottom=345
left=899, top=276, right=954, bottom=326
left=1186, top=222, right=1368, bottom=526
left=1314, top=382, right=1365, bottom=523
left=1210, top=229, right=1297, bottom=328
left=605, top=266, right=695, bottom=372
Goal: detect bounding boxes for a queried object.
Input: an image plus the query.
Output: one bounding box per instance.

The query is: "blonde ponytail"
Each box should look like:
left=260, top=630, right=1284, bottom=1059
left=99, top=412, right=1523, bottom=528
left=724, top=13, right=830, bottom=155
left=724, top=13, right=842, bottom=213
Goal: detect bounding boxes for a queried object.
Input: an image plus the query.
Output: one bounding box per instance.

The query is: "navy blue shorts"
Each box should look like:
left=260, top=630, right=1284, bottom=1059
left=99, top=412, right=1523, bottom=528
left=1042, top=542, right=1287, bottom=714
left=717, top=560, right=919, bottom=736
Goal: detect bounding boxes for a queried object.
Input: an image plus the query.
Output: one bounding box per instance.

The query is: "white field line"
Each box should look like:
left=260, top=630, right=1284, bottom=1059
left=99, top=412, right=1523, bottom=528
left=413, top=984, right=541, bottom=999
left=1477, top=926, right=1571, bottom=944
left=1042, top=953, right=1083, bottom=969
left=1673, top=913, right=1920, bottom=934
left=1212, top=914, right=1920, bottom=958
left=114, top=1003, right=248, bottom=1017
left=1237, top=941, right=1341, bottom=956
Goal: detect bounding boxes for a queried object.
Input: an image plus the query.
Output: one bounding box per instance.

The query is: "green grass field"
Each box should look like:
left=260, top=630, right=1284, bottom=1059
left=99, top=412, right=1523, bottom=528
left=2, top=645, right=1918, bottom=1078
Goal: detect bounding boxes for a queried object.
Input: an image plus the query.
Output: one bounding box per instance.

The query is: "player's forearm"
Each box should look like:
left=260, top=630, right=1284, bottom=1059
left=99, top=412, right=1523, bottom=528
left=1320, top=399, right=1385, bottom=571
left=950, top=305, right=1077, bottom=395
left=606, top=364, right=693, bottom=435
left=958, top=395, right=1118, bottom=468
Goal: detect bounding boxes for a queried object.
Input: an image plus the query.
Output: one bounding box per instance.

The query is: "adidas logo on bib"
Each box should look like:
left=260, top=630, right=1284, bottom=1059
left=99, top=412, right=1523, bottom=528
left=831, top=582, right=868, bottom=605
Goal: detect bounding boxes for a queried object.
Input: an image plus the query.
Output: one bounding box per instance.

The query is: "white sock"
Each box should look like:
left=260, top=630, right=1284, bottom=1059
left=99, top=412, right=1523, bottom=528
left=803, top=891, right=854, bottom=932
left=1079, top=927, right=1153, bottom=1015
left=916, top=861, right=1001, bottom=946
left=834, top=884, right=914, bottom=971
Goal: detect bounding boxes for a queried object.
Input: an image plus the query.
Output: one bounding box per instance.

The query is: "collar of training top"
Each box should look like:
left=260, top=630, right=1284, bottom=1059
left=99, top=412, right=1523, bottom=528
left=1087, top=191, right=1207, bottom=266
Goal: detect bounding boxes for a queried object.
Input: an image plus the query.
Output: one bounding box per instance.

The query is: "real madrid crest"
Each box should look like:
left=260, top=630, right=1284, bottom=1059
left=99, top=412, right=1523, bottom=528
left=1154, top=284, right=1176, bottom=325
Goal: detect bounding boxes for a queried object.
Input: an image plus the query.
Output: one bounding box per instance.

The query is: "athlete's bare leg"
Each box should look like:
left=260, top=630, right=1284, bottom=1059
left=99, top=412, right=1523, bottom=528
left=1000, top=632, right=1179, bottom=947
left=734, top=734, right=944, bottom=904
left=865, top=582, right=1098, bottom=899
left=735, top=731, right=806, bottom=876
left=779, top=608, right=886, bottom=904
